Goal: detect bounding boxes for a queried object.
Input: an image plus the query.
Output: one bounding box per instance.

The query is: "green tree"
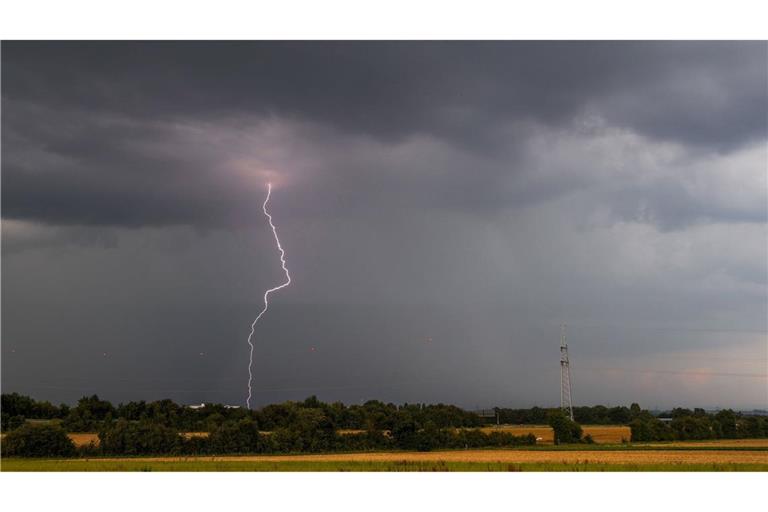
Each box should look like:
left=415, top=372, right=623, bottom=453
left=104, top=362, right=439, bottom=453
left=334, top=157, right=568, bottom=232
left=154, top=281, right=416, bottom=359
left=7, top=415, right=26, bottom=431
left=99, top=418, right=180, bottom=455
left=78, top=395, right=114, bottom=419
left=714, top=410, right=737, bottom=439
left=1, top=423, right=76, bottom=457
left=1, top=393, right=63, bottom=429
left=269, top=408, right=337, bottom=453
left=630, top=417, right=671, bottom=442
left=390, top=412, right=418, bottom=450
left=415, top=421, right=441, bottom=452
left=205, top=412, right=226, bottom=431
left=62, top=407, right=98, bottom=432
left=548, top=410, right=583, bottom=444
left=745, top=416, right=768, bottom=438
left=209, top=418, right=264, bottom=454
left=670, top=415, right=712, bottom=440
left=608, top=406, right=631, bottom=424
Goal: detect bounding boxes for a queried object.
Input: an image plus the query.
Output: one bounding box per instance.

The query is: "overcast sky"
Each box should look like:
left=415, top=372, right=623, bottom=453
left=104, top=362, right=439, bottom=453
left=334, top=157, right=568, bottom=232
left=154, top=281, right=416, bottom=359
left=2, top=41, right=766, bottom=410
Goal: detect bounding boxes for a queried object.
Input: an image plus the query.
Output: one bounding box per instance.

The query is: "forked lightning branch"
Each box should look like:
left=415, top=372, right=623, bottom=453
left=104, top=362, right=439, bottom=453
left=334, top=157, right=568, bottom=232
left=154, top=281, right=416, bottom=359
left=246, top=183, right=292, bottom=409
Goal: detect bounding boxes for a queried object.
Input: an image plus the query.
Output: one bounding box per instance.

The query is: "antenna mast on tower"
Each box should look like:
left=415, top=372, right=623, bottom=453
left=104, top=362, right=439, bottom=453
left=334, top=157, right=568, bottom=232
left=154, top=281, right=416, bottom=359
left=560, top=324, right=574, bottom=420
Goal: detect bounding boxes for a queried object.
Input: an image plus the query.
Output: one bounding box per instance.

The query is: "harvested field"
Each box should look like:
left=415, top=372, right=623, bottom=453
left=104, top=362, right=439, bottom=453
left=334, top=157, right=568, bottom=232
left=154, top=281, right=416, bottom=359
left=68, top=432, right=211, bottom=446
left=181, top=432, right=210, bottom=439
left=582, top=425, right=631, bottom=443
left=68, top=433, right=99, bottom=447
left=478, top=425, right=554, bottom=442
left=476, top=425, right=630, bottom=444
left=74, top=448, right=768, bottom=465
left=337, top=429, right=370, bottom=435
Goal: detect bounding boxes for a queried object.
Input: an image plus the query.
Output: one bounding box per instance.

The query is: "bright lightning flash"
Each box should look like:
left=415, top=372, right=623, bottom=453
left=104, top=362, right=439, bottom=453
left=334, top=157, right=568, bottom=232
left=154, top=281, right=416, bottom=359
left=246, top=183, right=292, bottom=409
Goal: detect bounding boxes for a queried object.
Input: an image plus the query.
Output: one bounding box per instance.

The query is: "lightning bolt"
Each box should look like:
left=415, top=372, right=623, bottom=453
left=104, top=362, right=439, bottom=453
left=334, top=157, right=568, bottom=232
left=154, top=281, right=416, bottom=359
left=246, top=183, right=291, bottom=409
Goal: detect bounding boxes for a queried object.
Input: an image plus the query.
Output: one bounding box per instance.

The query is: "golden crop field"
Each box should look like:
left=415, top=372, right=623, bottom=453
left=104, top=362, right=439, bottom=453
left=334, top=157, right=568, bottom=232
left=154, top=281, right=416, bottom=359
left=5, top=437, right=767, bottom=471
left=582, top=425, right=632, bottom=443
left=476, top=425, right=630, bottom=444
left=477, top=425, right=554, bottom=442
left=67, top=433, right=99, bottom=446
left=84, top=448, right=767, bottom=465
left=68, top=432, right=211, bottom=446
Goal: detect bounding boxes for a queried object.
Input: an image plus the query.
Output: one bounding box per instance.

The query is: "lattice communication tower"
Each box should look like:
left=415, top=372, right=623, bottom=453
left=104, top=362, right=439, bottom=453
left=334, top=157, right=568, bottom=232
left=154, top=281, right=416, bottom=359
left=560, top=324, right=574, bottom=420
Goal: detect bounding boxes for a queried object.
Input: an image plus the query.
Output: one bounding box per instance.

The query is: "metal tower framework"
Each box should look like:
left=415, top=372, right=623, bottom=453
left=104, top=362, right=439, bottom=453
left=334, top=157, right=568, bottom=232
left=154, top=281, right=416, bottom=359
left=560, top=324, right=574, bottom=420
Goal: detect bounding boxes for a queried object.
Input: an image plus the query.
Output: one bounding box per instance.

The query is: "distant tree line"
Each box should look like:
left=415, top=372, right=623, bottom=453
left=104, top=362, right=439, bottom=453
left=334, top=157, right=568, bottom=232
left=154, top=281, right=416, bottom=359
left=2, top=393, right=483, bottom=432
left=495, top=402, right=768, bottom=442
left=629, top=407, right=768, bottom=442
left=1, top=393, right=532, bottom=458
left=3, top=393, right=766, bottom=457
left=494, top=404, right=642, bottom=425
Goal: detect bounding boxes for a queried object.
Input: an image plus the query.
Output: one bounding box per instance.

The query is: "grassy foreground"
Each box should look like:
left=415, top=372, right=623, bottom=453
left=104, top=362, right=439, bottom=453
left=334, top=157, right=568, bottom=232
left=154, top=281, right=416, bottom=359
left=3, top=458, right=768, bottom=472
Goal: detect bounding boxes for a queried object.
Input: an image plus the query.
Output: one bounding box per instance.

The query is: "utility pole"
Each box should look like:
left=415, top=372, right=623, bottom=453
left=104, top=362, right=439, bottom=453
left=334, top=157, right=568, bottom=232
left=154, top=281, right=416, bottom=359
left=560, top=324, right=574, bottom=420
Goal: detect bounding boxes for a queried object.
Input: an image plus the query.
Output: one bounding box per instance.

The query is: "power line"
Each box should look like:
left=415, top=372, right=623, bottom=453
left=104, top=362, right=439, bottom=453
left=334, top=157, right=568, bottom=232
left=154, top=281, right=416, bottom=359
left=565, top=322, right=767, bottom=335
left=586, top=367, right=768, bottom=379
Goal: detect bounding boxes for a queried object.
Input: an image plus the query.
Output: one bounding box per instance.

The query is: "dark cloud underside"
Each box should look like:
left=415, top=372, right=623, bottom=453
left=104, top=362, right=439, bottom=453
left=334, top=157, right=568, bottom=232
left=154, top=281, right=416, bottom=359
left=2, top=41, right=766, bottom=408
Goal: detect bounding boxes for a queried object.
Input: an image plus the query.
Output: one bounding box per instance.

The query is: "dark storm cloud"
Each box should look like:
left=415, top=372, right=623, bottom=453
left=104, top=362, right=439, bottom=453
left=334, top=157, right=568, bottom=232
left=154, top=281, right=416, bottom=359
left=3, top=41, right=766, bottom=230
left=3, top=41, right=766, bottom=147
left=2, top=41, right=766, bottom=231
left=2, top=104, right=244, bottom=227
left=2, top=42, right=766, bottom=409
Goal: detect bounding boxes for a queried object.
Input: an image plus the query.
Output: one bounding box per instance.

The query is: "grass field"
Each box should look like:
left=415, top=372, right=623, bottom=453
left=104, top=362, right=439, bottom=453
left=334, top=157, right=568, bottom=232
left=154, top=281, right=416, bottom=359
left=3, top=458, right=766, bottom=472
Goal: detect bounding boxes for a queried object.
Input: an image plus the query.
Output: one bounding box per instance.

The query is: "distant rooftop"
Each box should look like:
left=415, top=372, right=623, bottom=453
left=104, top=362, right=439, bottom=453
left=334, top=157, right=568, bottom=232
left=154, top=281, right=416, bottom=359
left=185, top=403, right=241, bottom=409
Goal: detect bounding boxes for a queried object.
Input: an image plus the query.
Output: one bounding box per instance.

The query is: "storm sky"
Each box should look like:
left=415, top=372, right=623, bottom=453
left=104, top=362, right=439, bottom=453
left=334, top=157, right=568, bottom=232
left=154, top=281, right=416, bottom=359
left=2, top=41, right=767, bottom=410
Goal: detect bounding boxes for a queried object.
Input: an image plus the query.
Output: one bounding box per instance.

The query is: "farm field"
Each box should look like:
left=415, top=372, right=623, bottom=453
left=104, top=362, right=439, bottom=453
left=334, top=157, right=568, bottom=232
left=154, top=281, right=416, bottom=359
left=3, top=442, right=767, bottom=471
left=90, top=448, right=768, bottom=464
left=64, top=432, right=210, bottom=446
left=67, top=433, right=99, bottom=446
left=3, top=458, right=766, bottom=472
left=477, top=425, right=630, bottom=444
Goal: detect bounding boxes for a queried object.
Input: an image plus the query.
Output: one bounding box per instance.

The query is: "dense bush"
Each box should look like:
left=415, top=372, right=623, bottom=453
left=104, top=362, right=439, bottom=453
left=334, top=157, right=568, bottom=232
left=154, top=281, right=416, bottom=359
left=630, top=410, right=768, bottom=442
left=2, top=415, right=26, bottom=432
left=208, top=419, right=269, bottom=454
left=548, top=411, right=583, bottom=444
left=272, top=408, right=338, bottom=453
left=99, top=419, right=180, bottom=455
left=61, top=395, right=116, bottom=432
left=334, top=428, right=394, bottom=452
left=1, top=423, right=76, bottom=457
left=1, top=393, right=66, bottom=431
left=629, top=416, right=673, bottom=442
